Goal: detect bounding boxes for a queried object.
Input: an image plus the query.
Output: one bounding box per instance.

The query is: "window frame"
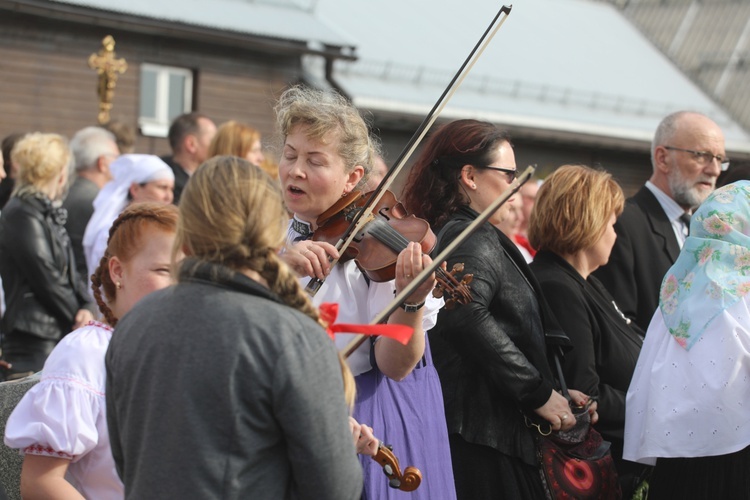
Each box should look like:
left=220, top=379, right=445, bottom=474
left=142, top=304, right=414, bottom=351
left=138, top=63, right=194, bottom=138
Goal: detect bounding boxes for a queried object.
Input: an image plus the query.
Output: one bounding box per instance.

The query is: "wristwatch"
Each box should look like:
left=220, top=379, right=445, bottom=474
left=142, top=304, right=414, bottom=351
left=399, top=300, right=426, bottom=313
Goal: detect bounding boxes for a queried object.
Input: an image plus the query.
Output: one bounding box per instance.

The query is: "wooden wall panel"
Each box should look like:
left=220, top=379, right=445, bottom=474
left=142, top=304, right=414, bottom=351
left=0, top=10, right=301, bottom=157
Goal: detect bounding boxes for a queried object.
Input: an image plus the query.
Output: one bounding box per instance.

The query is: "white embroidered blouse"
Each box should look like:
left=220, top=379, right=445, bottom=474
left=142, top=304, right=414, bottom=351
left=4, top=321, right=123, bottom=499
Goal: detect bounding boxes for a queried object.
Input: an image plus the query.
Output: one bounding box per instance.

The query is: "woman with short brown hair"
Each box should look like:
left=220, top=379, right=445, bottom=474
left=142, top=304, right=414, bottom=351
left=528, top=164, right=648, bottom=496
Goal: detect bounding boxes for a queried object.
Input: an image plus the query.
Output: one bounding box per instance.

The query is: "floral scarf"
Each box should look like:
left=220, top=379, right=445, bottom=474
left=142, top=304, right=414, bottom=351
left=659, top=181, right=750, bottom=350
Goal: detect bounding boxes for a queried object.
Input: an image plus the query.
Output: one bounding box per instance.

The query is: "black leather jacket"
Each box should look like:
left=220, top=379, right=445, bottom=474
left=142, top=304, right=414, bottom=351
left=429, top=206, right=561, bottom=466
left=0, top=194, right=93, bottom=340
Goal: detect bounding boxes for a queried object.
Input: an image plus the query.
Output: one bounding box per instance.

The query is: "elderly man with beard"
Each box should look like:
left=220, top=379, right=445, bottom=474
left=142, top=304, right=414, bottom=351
left=594, top=111, right=727, bottom=331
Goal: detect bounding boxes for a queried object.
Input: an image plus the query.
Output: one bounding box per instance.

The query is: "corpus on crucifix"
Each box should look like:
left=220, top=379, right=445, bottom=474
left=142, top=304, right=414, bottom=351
left=88, top=35, right=128, bottom=125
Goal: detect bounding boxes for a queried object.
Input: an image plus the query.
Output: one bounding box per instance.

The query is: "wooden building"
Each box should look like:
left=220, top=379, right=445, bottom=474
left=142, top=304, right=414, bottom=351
left=1, top=0, right=748, bottom=195
left=0, top=0, right=355, bottom=155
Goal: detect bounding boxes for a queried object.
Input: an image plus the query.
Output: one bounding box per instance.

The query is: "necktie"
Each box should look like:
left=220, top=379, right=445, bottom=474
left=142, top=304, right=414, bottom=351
left=679, top=212, right=691, bottom=237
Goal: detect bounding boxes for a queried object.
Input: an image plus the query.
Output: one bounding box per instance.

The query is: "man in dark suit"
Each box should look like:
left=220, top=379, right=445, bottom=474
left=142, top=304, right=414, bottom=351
left=63, top=127, right=120, bottom=286
left=160, top=112, right=216, bottom=204
left=594, top=111, right=728, bottom=331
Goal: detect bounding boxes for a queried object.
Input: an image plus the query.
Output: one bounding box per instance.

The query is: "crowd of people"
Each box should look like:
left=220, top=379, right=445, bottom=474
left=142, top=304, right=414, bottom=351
left=0, top=86, right=747, bottom=500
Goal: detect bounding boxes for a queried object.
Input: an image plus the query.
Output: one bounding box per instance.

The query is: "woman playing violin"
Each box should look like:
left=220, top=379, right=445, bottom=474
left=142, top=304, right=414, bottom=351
left=402, top=119, right=598, bottom=499
left=278, top=86, right=456, bottom=500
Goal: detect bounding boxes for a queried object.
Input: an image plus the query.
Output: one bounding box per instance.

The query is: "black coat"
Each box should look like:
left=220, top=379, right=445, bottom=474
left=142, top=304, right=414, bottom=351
left=429, top=206, right=561, bottom=466
left=592, top=186, right=680, bottom=331
left=0, top=194, right=92, bottom=340
left=530, top=251, right=644, bottom=442
left=161, top=155, right=189, bottom=205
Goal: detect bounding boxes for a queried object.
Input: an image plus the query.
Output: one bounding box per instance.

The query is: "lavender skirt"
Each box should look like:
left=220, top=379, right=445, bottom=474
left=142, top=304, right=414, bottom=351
left=353, top=337, right=457, bottom=500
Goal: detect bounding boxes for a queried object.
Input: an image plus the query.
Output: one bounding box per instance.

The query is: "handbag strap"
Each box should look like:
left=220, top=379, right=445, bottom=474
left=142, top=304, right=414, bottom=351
left=552, top=347, right=571, bottom=402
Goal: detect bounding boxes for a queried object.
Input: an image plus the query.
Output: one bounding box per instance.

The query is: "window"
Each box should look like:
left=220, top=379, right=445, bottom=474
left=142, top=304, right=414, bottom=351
left=139, top=64, right=193, bottom=137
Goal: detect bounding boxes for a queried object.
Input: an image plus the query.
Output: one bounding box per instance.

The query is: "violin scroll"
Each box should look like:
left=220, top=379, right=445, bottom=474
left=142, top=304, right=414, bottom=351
left=433, top=263, right=473, bottom=309
left=372, top=442, right=422, bottom=492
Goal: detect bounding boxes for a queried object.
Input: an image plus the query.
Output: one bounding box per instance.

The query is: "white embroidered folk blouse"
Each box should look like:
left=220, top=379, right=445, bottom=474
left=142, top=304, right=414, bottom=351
left=4, top=321, right=123, bottom=499
left=624, top=299, right=750, bottom=465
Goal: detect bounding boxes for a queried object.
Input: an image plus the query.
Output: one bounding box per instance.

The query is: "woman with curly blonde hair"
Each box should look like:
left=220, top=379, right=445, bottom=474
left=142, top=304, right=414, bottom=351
left=0, top=133, right=94, bottom=379
left=277, top=85, right=454, bottom=500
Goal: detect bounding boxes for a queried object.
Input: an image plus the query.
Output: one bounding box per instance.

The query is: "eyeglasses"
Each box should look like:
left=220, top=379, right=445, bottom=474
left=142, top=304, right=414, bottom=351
left=484, top=166, right=517, bottom=182
left=663, top=146, right=730, bottom=172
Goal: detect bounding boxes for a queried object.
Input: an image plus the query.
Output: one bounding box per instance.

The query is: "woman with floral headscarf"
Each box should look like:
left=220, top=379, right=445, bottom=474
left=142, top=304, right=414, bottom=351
left=624, top=181, right=750, bottom=499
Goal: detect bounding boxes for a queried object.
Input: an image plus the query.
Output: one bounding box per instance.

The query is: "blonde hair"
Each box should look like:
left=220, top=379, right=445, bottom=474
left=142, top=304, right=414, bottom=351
left=12, top=132, right=71, bottom=195
left=177, top=156, right=356, bottom=407
left=275, top=85, right=379, bottom=185
left=528, top=165, right=624, bottom=255
left=208, top=120, right=261, bottom=160
left=259, top=156, right=279, bottom=180
left=91, top=203, right=179, bottom=327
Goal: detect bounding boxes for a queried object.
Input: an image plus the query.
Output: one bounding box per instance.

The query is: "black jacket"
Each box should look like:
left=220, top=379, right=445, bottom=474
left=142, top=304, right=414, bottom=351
left=0, top=194, right=93, bottom=340
left=530, top=251, right=644, bottom=441
left=429, top=206, right=561, bottom=466
left=593, top=186, right=680, bottom=330
left=161, top=155, right=189, bottom=205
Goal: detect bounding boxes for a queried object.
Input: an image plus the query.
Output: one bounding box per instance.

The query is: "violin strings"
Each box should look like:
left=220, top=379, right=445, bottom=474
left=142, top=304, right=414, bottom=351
left=366, top=220, right=463, bottom=291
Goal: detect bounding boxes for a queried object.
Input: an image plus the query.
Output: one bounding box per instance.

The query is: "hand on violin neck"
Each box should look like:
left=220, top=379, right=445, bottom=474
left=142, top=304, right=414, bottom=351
left=283, top=241, right=339, bottom=280
left=375, top=242, right=431, bottom=381
left=349, top=417, right=379, bottom=457
left=394, top=242, right=436, bottom=305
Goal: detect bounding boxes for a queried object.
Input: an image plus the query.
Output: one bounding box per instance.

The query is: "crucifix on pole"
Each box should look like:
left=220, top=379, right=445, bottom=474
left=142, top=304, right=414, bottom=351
left=88, top=35, right=128, bottom=125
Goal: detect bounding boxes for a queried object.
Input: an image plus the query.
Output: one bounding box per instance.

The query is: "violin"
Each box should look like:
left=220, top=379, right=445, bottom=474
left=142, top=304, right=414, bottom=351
left=372, top=442, right=422, bottom=492
left=302, top=4, right=511, bottom=303
left=311, top=189, right=472, bottom=307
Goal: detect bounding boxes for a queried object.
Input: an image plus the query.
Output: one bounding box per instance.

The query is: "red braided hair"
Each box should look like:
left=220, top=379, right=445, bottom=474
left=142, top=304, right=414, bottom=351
left=90, top=202, right=178, bottom=327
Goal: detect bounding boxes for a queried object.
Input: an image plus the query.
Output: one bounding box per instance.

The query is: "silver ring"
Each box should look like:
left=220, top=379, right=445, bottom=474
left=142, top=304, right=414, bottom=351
left=561, top=414, right=568, bottom=421
left=405, top=274, right=412, bottom=279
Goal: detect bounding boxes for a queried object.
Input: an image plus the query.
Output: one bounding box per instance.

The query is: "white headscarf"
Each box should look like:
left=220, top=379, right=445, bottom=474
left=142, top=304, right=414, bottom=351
left=82, top=154, right=174, bottom=281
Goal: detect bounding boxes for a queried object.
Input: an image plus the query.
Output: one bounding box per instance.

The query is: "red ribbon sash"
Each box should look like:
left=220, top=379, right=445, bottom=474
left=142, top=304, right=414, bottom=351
left=319, top=302, right=413, bottom=345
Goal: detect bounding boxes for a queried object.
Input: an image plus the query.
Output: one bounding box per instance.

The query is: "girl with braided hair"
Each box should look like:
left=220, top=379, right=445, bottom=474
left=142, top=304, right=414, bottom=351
left=104, top=156, right=364, bottom=499
left=4, top=202, right=178, bottom=499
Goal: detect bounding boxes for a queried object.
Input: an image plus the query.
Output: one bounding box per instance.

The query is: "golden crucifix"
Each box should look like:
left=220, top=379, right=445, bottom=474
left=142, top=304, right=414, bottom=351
left=88, top=35, right=128, bottom=125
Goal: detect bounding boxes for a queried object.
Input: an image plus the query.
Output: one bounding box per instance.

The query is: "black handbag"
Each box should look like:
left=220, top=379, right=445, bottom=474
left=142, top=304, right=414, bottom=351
left=526, top=349, right=622, bottom=500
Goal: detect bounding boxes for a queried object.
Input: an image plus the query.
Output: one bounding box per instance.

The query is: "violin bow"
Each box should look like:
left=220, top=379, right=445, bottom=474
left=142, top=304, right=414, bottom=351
left=342, top=164, right=536, bottom=358
left=305, top=4, right=514, bottom=296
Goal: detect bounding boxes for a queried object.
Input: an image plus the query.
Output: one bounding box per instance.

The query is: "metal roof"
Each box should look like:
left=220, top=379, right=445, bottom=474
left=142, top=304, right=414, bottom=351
left=34, top=0, right=750, bottom=152
left=312, top=0, right=750, bottom=152
left=46, top=0, right=355, bottom=48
